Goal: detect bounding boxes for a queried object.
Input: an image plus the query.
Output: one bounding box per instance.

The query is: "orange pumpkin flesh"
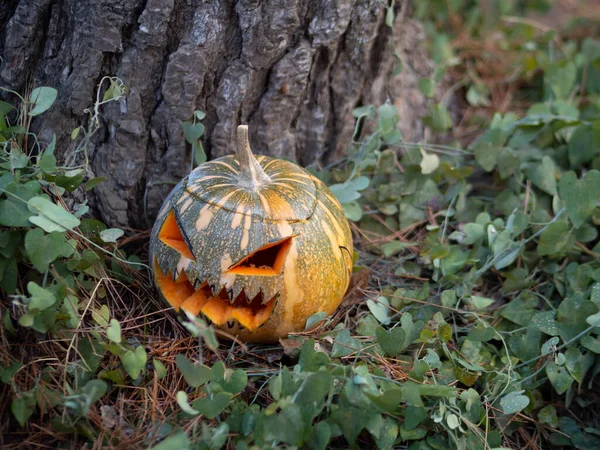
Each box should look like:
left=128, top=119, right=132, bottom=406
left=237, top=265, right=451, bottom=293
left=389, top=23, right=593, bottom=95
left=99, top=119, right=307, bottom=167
left=150, top=125, right=353, bottom=342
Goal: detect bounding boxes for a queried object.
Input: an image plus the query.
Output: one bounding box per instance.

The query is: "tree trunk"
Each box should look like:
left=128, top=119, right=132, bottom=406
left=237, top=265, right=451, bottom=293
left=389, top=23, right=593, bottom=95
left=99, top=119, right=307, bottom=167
left=0, top=0, right=433, bottom=229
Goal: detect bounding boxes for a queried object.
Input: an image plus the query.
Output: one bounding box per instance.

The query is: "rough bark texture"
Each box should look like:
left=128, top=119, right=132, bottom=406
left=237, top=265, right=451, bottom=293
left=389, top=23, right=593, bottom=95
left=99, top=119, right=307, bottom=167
left=0, top=0, right=436, bottom=229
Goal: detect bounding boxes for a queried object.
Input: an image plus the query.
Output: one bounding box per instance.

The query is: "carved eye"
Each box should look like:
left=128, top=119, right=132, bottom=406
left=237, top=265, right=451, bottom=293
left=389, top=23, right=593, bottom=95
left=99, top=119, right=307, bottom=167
left=226, top=236, right=293, bottom=276
left=158, top=210, right=195, bottom=261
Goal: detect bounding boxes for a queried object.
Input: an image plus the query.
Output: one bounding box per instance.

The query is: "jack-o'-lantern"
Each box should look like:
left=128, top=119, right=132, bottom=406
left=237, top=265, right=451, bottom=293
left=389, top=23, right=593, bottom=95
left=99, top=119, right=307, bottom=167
left=149, top=125, right=353, bottom=343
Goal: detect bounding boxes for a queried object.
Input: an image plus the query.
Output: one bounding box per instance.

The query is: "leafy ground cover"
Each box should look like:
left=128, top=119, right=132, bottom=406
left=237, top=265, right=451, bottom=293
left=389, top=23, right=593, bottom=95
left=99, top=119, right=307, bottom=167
left=1, top=1, right=600, bottom=449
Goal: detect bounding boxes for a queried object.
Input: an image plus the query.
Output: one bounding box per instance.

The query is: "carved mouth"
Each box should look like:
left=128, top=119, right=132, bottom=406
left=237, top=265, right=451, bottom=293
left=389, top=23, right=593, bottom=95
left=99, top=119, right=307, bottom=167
left=155, top=264, right=277, bottom=331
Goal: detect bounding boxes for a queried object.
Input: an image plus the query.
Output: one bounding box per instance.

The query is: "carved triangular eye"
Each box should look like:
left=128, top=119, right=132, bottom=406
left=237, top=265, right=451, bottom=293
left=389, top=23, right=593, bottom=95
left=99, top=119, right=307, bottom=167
left=226, top=236, right=293, bottom=276
left=158, top=210, right=196, bottom=261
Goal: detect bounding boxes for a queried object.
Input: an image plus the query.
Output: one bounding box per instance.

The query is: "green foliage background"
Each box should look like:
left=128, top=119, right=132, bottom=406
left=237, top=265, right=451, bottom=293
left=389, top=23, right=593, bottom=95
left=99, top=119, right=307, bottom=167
left=1, top=1, right=600, bottom=449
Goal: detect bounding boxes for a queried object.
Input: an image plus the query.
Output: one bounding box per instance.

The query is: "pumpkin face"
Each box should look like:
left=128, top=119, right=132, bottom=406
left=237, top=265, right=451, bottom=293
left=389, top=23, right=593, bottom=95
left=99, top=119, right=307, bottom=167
left=150, top=126, right=353, bottom=343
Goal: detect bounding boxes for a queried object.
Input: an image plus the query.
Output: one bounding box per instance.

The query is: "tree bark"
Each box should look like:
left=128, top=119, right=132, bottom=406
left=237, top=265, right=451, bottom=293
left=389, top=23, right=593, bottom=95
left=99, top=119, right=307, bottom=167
left=0, top=0, right=433, bottom=229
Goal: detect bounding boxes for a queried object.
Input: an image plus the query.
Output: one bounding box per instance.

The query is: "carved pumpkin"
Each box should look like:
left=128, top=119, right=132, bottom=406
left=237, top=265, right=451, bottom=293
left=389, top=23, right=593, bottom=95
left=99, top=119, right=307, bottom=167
left=150, top=125, right=353, bottom=343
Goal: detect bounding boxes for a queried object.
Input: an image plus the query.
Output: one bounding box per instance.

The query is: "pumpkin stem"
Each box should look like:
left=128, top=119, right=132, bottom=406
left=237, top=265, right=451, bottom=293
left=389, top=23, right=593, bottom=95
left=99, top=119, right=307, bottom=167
left=236, top=125, right=271, bottom=190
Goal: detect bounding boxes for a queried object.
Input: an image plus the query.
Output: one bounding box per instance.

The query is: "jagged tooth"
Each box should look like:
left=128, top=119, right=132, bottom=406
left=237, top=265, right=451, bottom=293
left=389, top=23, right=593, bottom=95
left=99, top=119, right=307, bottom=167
left=260, top=284, right=280, bottom=304
left=231, top=283, right=244, bottom=301
left=169, top=265, right=180, bottom=281
left=184, top=264, right=199, bottom=280
left=207, top=274, right=221, bottom=295
left=184, top=265, right=204, bottom=288
left=243, top=284, right=262, bottom=302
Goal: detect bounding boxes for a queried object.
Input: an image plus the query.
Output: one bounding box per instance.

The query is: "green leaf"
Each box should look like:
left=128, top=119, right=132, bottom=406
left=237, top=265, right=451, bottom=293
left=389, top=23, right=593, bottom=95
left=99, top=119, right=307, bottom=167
left=294, top=371, right=332, bottom=404
left=447, top=413, right=460, bottom=429
left=376, top=326, right=406, bottom=357
left=423, top=103, right=452, bottom=132
left=419, top=149, right=440, bottom=174
left=11, top=392, right=36, bottom=426
left=218, top=367, right=247, bottom=395
left=176, top=391, right=199, bottom=415
left=418, top=78, right=435, bottom=97
left=399, top=313, right=423, bottom=350
left=28, top=87, right=57, bottom=116
left=404, top=405, right=427, bottom=430
left=10, top=146, right=29, bottom=169
left=54, top=170, right=85, bottom=192
left=532, top=311, right=560, bottom=336
left=331, top=407, right=368, bottom=444
left=401, top=382, right=423, bottom=406
left=149, top=431, right=191, bottom=450
left=307, top=421, right=331, bottom=450
left=329, top=183, right=361, bottom=204
left=153, top=359, right=167, bottom=380
left=526, top=156, right=557, bottom=195
left=586, top=311, right=600, bottom=327
left=0, top=199, right=31, bottom=227
left=27, top=282, right=56, bottom=311
left=106, top=319, right=121, bottom=344
left=331, top=329, right=362, bottom=358
left=367, top=296, right=391, bottom=325
left=367, top=388, right=403, bottom=413
left=537, top=221, right=570, bottom=256
left=538, top=405, right=558, bottom=427
left=100, top=228, right=124, bottom=243
left=564, top=347, right=594, bottom=384
left=541, top=337, right=560, bottom=356
left=71, top=127, right=81, bottom=140
left=28, top=196, right=80, bottom=232
left=81, top=379, right=108, bottom=403
left=175, top=354, right=211, bottom=387
left=25, top=228, right=75, bottom=272
left=468, top=295, right=495, bottom=310
left=37, top=154, right=56, bottom=173
left=121, top=347, right=146, bottom=379
left=0, top=362, right=24, bottom=383
left=466, top=83, right=490, bottom=106
left=501, top=293, right=537, bottom=326
left=546, top=362, right=574, bottom=395
left=557, top=297, right=598, bottom=341
left=473, top=142, right=498, bottom=172
left=467, top=324, right=494, bottom=342
left=305, top=311, right=326, bottom=330
left=193, top=142, right=207, bottom=166
left=385, top=5, right=394, bottom=27
left=546, top=61, right=576, bottom=99
left=568, top=124, right=600, bottom=168
left=342, top=201, right=363, bottom=221
left=500, top=391, right=530, bottom=414
left=380, top=240, right=416, bottom=257
left=558, top=170, right=600, bottom=228
left=417, top=384, right=457, bottom=398
left=182, top=122, right=204, bottom=144
left=85, top=177, right=106, bottom=191
left=92, top=304, right=110, bottom=326
left=193, top=392, right=232, bottom=419
left=0, top=181, right=41, bottom=227
left=18, top=313, right=34, bottom=327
